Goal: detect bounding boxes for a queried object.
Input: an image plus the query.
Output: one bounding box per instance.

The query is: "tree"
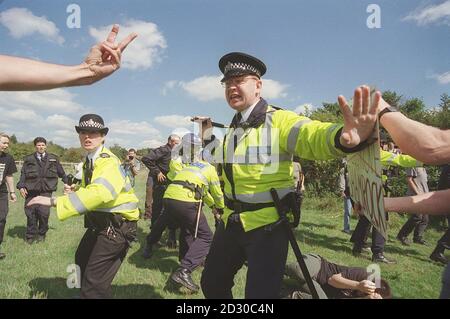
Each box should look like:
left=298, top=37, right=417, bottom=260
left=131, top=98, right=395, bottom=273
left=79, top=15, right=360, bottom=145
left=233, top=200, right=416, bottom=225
left=109, top=144, right=127, bottom=160
left=9, top=134, right=18, bottom=144
left=382, top=90, right=402, bottom=108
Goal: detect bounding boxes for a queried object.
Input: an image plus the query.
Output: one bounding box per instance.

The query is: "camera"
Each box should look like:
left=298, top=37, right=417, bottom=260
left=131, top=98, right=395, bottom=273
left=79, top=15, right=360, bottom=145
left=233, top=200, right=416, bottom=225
left=128, top=155, right=134, bottom=160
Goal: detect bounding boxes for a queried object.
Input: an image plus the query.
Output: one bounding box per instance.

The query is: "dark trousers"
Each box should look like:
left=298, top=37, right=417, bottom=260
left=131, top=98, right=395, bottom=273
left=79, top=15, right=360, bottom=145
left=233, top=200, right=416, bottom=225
left=435, top=216, right=450, bottom=253
left=397, top=214, right=429, bottom=241
left=164, top=199, right=213, bottom=271
left=151, top=184, right=167, bottom=226
left=0, top=192, right=9, bottom=245
left=201, top=216, right=289, bottom=299
left=351, top=216, right=385, bottom=255
left=146, top=208, right=170, bottom=246
left=150, top=184, right=176, bottom=237
left=144, top=175, right=154, bottom=218
left=24, top=193, right=51, bottom=240
left=75, top=219, right=136, bottom=299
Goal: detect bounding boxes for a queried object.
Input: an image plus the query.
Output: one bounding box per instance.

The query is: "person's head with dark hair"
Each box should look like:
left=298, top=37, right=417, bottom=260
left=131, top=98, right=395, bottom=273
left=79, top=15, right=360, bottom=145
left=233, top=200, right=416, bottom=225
left=33, top=137, right=47, bottom=146
left=375, top=278, right=392, bottom=299
left=33, top=137, right=47, bottom=154
left=128, top=148, right=136, bottom=153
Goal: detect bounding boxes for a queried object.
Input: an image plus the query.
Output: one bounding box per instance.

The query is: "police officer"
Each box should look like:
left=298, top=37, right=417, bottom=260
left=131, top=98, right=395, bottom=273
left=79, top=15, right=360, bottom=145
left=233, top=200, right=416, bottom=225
left=142, top=147, right=185, bottom=259
left=163, top=133, right=224, bottom=292
left=200, top=52, right=380, bottom=299
left=28, top=114, right=139, bottom=298
left=142, top=134, right=180, bottom=248
left=17, top=137, right=69, bottom=244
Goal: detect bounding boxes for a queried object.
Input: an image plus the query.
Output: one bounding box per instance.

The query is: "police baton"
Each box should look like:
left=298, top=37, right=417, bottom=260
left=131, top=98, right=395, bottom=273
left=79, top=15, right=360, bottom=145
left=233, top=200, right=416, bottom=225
left=194, top=199, right=202, bottom=239
left=190, top=117, right=229, bottom=128
left=270, top=188, right=320, bottom=299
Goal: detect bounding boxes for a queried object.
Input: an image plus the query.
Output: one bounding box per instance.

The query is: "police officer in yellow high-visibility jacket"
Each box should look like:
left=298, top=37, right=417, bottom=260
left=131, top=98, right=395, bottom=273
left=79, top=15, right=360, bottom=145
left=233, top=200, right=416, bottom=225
left=200, top=52, right=381, bottom=299
left=28, top=114, right=139, bottom=299
left=142, top=154, right=186, bottom=259
left=164, top=133, right=224, bottom=293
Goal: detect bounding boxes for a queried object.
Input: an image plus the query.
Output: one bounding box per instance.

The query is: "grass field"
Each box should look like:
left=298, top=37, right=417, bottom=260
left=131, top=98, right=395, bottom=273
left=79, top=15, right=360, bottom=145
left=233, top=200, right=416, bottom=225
left=0, top=171, right=447, bottom=299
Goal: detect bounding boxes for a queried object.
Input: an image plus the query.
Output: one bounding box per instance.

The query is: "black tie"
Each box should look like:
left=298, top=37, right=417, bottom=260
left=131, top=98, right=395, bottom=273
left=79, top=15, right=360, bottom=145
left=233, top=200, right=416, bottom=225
left=236, top=112, right=242, bottom=124
left=83, top=157, right=93, bottom=186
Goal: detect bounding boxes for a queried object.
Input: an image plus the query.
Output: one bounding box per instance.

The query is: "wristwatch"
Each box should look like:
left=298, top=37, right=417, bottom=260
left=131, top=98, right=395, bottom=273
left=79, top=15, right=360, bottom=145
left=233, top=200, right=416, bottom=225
left=378, top=106, right=399, bottom=120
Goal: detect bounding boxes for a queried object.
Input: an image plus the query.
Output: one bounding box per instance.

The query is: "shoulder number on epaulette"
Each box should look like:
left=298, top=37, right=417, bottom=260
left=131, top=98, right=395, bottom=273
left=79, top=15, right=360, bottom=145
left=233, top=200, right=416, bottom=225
left=100, top=153, right=110, bottom=158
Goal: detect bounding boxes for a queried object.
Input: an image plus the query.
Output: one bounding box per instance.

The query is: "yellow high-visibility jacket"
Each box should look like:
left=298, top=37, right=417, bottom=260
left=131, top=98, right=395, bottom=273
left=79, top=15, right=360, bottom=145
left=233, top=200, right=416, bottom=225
left=167, top=156, right=185, bottom=182
left=56, top=147, right=139, bottom=221
left=219, top=99, right=356, bottom=231
left=164, top=160, right=224, bottom=209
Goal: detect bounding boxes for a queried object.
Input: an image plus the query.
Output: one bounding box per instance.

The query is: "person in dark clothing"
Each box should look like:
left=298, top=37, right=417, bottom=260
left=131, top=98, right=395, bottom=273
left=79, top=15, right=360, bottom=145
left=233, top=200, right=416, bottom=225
left=430, top=164, right=450, bottom=265
left=141, top=134, right=180, bottom=247
left=396, top=167, right=430, bottom=246
left=0, top=133, right=18, bottom=260
left=285, top=253, right=392, bottom=299
left=17, top=137, right=69, bottom=243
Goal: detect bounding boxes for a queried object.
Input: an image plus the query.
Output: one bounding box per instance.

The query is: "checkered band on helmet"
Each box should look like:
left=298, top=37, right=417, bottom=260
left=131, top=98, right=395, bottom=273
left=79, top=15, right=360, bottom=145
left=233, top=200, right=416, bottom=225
left=78, top=119, right=105, bottom=129
left=224, top=62, right=261, bottom=78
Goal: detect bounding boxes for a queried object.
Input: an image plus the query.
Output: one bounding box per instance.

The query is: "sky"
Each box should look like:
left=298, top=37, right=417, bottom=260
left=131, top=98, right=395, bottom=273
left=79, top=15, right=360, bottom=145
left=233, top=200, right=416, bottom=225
left=0, top=0, right=449, bottom=149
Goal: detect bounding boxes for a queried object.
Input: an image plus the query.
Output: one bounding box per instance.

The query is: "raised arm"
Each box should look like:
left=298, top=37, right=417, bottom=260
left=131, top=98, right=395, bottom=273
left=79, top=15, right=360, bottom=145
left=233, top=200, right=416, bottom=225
left=0, top=25, right=137, bottom=91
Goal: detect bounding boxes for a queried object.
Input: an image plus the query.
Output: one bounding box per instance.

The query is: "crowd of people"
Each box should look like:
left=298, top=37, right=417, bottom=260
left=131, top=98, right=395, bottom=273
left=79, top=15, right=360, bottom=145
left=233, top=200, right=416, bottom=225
left=0, top=24, right=448, bottom=299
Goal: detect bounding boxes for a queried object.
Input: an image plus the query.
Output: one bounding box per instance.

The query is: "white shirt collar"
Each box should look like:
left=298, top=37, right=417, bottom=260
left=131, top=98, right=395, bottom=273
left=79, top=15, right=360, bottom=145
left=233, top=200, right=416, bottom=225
left=87, top=146, right=103, bottom=163
left=238, top=100, right=259, bottom=123
left=37, top=152, right=46, bottom=158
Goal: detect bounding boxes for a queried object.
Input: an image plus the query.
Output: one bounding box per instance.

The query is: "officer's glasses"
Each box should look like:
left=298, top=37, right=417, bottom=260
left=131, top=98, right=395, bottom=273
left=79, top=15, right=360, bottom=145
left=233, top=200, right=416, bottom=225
left=221, top=76, right=259, bottom=88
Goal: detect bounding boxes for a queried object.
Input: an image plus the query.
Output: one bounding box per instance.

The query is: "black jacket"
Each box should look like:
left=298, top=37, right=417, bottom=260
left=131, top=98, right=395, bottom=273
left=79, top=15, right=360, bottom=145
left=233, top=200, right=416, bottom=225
left=17, top=153, right=68, bottom=193
left=142, top=144, right=172, bottom=184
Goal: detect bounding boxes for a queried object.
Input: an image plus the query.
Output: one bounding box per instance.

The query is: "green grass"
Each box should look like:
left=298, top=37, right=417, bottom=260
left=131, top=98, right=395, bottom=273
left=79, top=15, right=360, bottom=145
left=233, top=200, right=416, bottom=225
left=0, top=172, right=447, bottom=299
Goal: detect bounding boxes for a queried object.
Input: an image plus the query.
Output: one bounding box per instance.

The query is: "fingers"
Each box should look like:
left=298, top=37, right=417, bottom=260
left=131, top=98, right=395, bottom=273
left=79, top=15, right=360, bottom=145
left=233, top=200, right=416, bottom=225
left=106, top=24, right=120, bottom=44
left=370, top=91, right=381, bottom=115
left=362, top=86, right=370, bottom=114
left=101, top=43, right=121, bottom=65
left=118, top=32, right=138, bottom=52
left=338, top=95, right=353, bottom=121
left=353, top=87, right=362, bottom=116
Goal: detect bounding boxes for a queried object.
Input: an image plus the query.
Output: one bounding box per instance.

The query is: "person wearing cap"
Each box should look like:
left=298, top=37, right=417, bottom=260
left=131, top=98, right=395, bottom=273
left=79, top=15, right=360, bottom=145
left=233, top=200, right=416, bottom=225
left=27, top=114, right=139, bottom=299
left=17, top=137, right=69, bottom=244
left=200, top=52, right=380, bottom=299
left=152, top=133, right=224, bottom=293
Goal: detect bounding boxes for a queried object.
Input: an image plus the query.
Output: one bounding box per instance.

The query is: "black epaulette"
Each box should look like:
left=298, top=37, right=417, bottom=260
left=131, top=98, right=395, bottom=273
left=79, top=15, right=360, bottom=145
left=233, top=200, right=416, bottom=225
left=270, top=105, right=284, bottom=111
left=99, top=153, right=110, bottom=158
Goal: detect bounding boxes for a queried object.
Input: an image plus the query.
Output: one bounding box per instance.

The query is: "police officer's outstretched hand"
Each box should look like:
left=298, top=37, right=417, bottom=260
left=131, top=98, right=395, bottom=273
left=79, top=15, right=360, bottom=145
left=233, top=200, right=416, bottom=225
left=338, top=85, right=380, bottom=148
left=84, top=24, right=137, bottom=84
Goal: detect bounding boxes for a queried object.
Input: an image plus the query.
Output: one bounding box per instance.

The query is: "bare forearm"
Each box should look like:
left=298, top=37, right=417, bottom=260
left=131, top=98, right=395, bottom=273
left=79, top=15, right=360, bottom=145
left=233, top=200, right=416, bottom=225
left=328, top=274, right=358, bottom=290
left=0, top=55, right=93, bottom=91
left=384, top=189, right=450, bottom=215
left=380, top=111, right=450, bottom=165
left=5, top=176, right=15, bottom=193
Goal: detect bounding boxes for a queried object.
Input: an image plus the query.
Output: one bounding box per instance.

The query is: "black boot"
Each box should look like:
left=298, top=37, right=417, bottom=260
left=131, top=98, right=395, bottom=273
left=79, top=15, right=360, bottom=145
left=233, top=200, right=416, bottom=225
left=142, top=244, right=153, bottom=259
left=372, top=253, right=396, bottom=264
left=430, top=245, right=448, bottom=265
left=170, top=267, right=199, bottom=292
left=0, top=245, right=5, bottom=260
